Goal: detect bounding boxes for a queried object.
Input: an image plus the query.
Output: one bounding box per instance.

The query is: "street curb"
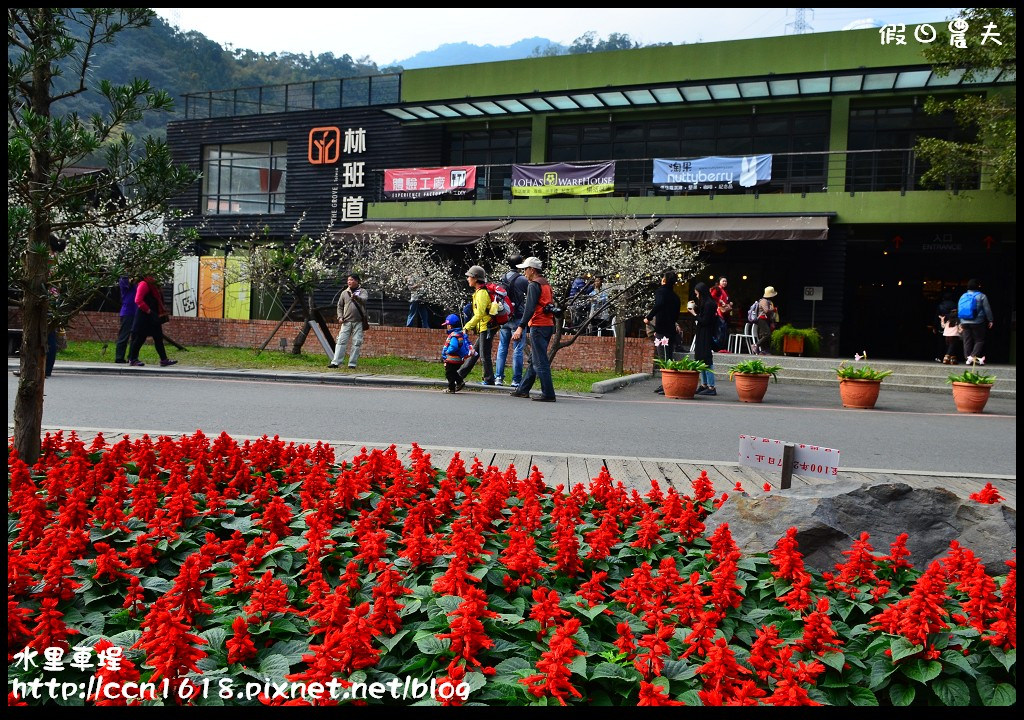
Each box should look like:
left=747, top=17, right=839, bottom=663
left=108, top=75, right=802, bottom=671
left=591, top=372, right=652, bottom=394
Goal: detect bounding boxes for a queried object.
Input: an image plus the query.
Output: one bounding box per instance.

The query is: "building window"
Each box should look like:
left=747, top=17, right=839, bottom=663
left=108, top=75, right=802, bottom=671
left=446, top=128, right=531, bottom=199
left=846, top=103, right=974, bottom=192
left=203, top=141, right=287, bottom=215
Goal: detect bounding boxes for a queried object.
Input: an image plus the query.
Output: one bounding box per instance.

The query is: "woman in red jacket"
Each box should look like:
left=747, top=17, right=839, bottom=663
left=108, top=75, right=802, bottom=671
left=126, top=275, right=177, bottom=367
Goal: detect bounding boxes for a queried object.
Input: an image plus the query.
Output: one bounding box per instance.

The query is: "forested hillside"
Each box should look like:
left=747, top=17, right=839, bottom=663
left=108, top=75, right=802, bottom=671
left=49, top=12, right=398, bottom=144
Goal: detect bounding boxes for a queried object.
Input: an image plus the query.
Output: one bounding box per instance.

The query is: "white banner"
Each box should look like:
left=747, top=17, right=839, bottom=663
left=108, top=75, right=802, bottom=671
left=172, top=256, right=199, bottom=317
left=738, top=435, right=840, bottom=480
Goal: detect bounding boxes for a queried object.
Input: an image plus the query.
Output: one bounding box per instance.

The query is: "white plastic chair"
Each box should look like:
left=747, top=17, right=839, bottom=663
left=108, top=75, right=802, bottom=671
left=729, top=322, right=758, bottom=354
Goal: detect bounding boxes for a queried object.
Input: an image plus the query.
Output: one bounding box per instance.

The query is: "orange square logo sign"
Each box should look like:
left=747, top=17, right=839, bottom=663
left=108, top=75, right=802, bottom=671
left=308, top=127, right=340, bottom=164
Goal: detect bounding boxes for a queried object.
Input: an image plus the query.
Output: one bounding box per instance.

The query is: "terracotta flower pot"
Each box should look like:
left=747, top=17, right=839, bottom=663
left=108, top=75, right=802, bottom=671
left=733, top=372, right=771, bottom=403
left=660, top=369, right=700, bottom=399
left=838, top=378, right=881, bottom=409
left=951, top=381, right=992, bottom=413
left=782, top=335, right=804, bottom=356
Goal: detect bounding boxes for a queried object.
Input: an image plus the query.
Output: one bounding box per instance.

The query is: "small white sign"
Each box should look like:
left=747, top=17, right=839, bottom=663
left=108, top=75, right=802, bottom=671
left=804, top=286, right=823, bottom=301
left=738, top=435, right=840, bottom=480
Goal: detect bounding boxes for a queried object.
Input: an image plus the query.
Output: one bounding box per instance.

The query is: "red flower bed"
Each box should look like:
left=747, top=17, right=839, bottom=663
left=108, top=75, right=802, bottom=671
left=7, top=431, right=1016, bottom=706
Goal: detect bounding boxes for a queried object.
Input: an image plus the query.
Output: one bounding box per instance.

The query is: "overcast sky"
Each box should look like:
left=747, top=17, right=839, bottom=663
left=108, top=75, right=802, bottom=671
left=151, top=8, right=965, bottom=66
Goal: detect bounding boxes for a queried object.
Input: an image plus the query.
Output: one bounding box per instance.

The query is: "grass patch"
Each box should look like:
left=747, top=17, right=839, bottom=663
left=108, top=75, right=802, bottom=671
left=59, top=341, right=623, bottom=394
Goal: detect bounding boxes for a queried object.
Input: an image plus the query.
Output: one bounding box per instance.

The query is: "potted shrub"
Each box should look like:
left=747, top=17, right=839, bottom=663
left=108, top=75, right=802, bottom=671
left=947, top=368, right=996, bottom=413
left=834, top=361, right=893, bottom=409
left=727, top=358, right=782, bottom=403
left=770, top=324, right=821, bottom=357
left=654, top=356, right=708, bottom=399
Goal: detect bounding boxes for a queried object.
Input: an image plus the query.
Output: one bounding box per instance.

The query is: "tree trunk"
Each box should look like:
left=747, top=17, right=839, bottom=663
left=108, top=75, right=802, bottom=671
left=615, top=315, right=626, bottom=374
left=14, top=243, right=49, bottom=465
left=290, top=292, right=313, bottom=354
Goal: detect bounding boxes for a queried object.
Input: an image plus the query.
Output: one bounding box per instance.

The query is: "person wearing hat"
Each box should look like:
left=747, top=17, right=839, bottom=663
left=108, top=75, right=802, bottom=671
left=510, top=256, right=557, bottom=402
left=457, top=265, right=497, bottom=385
left=754, top=286, right=779, bottom=355
left=440, top=313, right=473, bottom=393
left=494, top=254, right=530, bottom=388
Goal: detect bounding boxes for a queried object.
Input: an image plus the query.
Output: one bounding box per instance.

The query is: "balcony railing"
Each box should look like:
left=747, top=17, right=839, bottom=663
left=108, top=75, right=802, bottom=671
left=182, top=74, right=402, bottom=119
left=366, top=149, right=982, bottom=203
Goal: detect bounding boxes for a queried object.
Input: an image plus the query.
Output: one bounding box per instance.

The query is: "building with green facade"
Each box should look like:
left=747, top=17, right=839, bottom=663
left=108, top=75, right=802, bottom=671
left=166, top=22, right=1016, bottom=361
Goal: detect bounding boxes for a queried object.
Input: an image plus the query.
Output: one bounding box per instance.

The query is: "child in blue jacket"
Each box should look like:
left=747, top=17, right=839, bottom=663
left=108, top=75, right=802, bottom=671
left=441, top=314, right=473, bottom=393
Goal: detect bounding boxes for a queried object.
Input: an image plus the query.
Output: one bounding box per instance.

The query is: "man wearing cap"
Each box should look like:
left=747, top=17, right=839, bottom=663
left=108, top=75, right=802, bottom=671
left=494, top=254, right=530, bottom=388
left=510, top=257, right=557, bottom=402
left=458, top=265, right=497, bottom=385
left=754, top=286, right=779, bottom=355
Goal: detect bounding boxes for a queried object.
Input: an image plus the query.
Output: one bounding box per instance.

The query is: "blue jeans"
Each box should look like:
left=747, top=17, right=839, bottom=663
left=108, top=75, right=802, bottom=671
left=701, top=365, right=716, bottom=388
left=495, top=319, right=525, bottom=385
left=406, top=301, right=430, bottom=328
left=517, top=325, right=555, bottom=399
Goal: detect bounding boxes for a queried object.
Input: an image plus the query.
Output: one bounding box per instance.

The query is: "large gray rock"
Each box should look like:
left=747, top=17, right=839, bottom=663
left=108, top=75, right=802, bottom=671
left=704, top=481, right=1016, bottom=575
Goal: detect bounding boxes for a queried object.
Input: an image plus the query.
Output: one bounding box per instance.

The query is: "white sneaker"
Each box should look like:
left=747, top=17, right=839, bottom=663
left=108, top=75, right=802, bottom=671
left=976, top=356, right=986, bottom=365
left=965, top=356, right=975, bottom=365
left=495, top=378, right=504, bottom=386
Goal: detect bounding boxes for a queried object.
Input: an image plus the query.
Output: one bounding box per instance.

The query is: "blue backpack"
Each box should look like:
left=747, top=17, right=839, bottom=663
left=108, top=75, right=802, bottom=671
left=957, top=291, right=980, bottom=322
left=445, top=329, right=473, bottom=360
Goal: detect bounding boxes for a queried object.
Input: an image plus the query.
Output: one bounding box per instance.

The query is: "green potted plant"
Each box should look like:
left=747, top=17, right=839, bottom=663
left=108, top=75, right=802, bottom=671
left=834, top=361, right=894, bottom=409
left=947, top=368, right=996, bottom=413
left=770, top=324, right=821, bottom=356
left=727, top=358, right=782, bottom=403
left=654, top=356, right=708, bottom=399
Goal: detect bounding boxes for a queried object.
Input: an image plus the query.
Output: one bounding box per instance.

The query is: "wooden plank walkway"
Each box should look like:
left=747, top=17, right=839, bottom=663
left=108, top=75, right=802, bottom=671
left=16, top=426, right=1016, bottom=510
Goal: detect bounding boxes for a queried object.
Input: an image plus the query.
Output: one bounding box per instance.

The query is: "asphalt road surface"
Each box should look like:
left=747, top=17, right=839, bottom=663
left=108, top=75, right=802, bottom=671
left=8, top=371, right=1016, bottom=476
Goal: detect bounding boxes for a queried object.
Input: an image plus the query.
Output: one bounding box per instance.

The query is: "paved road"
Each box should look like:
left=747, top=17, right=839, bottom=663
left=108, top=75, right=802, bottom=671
left=7, top=364, right=1016, bottom=477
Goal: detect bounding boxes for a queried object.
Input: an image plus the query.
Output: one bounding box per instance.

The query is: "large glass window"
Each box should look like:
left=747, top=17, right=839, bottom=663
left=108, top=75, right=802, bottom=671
left=203, top=141, right=287, bottom=215
left=446, top=128, right=531, bottom=199
left=846, top=104, right=973, bottom=191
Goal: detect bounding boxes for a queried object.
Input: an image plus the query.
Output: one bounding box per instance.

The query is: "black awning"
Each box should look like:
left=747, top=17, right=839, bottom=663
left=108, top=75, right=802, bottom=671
left=649, top=215, right=830, bottom=241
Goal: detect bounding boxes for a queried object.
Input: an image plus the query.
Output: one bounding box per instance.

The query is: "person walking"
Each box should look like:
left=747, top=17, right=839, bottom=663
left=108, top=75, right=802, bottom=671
left=939, top=310, right=962, bottom=365
left=693, top=282, right=718, bottom=396
left=405, top=273, right=430, bottom=328
left=754, top=286, right=779, bottom=355
left=934, top=290, right=957, bottom=362
left=457, top=265, right=497, bottom=386
left=440, top=313, right=472, bottom=393
left=958, top=278, right=994, bottom=365
left=114, top=275, right=138, bottom=364
left=329, top=274, right=369, bottom=369
left=644, top=270, right=682, bottom=395
left=709, top=275, right=734, bottom=343
left=127, top=275, right=176, bottom=367
left=509, top=257, right=557, bottom=402
left=494, top=254, right=530, bottom=388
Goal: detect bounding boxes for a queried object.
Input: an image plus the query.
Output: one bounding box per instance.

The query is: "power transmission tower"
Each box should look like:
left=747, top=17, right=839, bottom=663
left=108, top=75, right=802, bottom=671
left=786, top=8, right=815, bottom=35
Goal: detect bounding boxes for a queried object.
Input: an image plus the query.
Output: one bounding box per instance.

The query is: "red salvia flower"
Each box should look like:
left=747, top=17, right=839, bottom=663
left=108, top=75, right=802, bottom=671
left=634, top=623, right=675, bottom=680
left=369, top=564, right=412, bottom=637
left=691, top=470, right=716, bottom=505
left=227, top=615, right=258, bottom=666
left=243, top=570, right=295, bottom=622
left=520, top=618, right=584, bottom=706
left=638, top=680, right=685, bottom=706
left=91, top=638, right=143, bottom=706
left=576, top=571, right=608, bottom=609
left=132, top=600, right=208, bottom=685
left=870, top=560, right=951, bottom=647
left=796, top=597, right=844, bottom=655
left=529, top=587, right=571, bottom=638
left=436, top=585, right=497, bottom=672
left=697, top=637, right=759, bottom=706
left=614, top=622, right=637, bottom=659
left=969, top=482, right=1004, bottom=504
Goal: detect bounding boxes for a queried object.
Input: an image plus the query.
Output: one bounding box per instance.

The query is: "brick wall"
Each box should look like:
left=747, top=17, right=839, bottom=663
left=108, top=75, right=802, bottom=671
left=68, top=312, right=652, bottom=374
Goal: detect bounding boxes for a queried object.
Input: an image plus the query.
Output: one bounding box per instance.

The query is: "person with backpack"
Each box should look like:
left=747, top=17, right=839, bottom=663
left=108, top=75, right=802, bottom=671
left=752, top=286, right=779, bottom=355
left=494, top=254, right=530, bottom=389
left=509, top=256, right=557, bottom=402
left=457, top=265, right=497, bottom=385
left=957, top=278, right=994, bottom=366
left=440, top=313, right=473, bottom=393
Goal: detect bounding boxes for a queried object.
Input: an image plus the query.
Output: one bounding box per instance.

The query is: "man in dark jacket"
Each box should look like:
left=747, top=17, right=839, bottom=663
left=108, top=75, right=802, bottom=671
left=644, top=270, right=681, bottom=394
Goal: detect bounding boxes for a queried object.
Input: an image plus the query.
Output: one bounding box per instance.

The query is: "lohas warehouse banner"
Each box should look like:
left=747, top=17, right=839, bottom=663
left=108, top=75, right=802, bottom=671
left=511, top=161, right=615, bottom=197
left=654, top=155, right=772, bottom=192
left=383, top=166, right=476, bottom=199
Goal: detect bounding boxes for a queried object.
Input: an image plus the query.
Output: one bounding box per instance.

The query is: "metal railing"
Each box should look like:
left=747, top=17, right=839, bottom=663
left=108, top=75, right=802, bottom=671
left=366, top=148, right=982, bottom=202
left=183, top=74, right=402, bottom=119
